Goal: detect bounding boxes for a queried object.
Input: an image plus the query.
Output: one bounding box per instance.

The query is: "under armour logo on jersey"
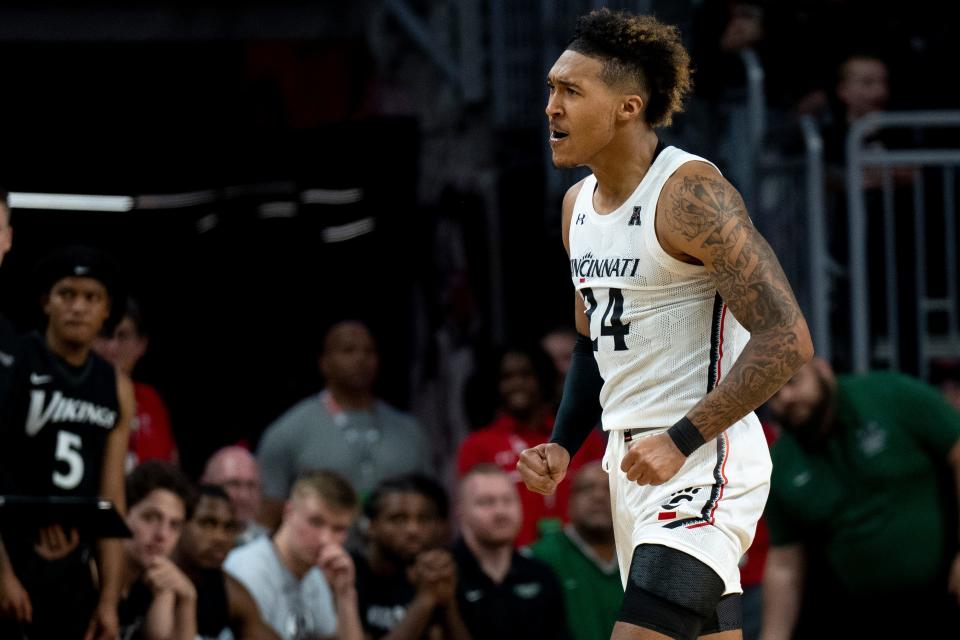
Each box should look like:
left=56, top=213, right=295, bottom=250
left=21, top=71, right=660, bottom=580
left=628, top=206, right=642, bottom=226
left=575, top=213, right=586, bottom=225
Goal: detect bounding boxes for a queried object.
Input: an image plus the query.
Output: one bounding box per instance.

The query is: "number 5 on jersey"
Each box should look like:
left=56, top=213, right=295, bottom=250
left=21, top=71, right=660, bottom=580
left=582, top=287, right=631, bottom=351
left=53, top=430, right=85, bottom=490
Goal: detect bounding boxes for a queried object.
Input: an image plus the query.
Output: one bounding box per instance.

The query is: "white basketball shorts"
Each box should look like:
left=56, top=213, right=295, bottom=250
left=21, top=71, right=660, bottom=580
left=603, top=415, right=772, bottom=595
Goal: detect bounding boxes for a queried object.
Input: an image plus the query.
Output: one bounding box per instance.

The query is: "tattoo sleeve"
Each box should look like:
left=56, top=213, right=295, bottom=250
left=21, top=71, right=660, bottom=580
left=665, top=172, right=813, bottom=441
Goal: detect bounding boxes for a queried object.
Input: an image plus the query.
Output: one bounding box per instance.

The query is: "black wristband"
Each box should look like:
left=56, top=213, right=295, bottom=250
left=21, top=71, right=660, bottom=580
left=666, top=416, right=706, bottom=457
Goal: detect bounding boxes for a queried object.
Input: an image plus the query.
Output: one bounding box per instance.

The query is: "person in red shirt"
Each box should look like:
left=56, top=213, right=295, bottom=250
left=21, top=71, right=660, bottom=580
left=737, top=421, right=777, bottom=640
left=458, top=344, right=605, bottom=546
left=95, top=298, right=178, bottom=468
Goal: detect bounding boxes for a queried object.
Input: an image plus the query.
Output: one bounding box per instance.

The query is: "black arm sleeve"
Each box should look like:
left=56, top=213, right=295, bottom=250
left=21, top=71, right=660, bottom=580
left=549, top=333, right=603, bottom=457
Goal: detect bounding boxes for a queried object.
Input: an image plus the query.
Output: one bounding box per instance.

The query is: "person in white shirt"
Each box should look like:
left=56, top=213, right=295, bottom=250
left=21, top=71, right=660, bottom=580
left=225, top=470, right=362, bottom=640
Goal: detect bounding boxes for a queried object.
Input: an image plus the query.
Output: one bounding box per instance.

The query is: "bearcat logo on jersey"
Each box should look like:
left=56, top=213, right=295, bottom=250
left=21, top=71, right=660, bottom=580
left=570, top=252, right=641, bottom=280
left=25, top=390, right=117, bottom=436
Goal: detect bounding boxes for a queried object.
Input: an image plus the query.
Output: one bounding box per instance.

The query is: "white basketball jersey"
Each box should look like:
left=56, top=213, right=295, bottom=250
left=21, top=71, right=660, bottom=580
left=569, top=145, right=751, bottom=430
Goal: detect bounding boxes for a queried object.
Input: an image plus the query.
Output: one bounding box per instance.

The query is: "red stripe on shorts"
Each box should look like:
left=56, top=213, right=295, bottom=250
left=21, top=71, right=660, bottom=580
left=686, top=432, right=731, bottom=529
left=717, top=304, right=727, bottom=382
left=708, top=433, right=730, bottom=523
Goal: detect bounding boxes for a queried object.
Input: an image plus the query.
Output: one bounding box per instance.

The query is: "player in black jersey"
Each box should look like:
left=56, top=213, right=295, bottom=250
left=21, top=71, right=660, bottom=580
left=0, top=246, right=134, bottom=640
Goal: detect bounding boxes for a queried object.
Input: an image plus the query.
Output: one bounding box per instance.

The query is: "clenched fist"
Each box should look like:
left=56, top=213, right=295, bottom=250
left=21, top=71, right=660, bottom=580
left=517, top=443, right=570, bottom=495
left=144, top=557, right=197, bottom=602
left=620, top=432, right=685, bottom=485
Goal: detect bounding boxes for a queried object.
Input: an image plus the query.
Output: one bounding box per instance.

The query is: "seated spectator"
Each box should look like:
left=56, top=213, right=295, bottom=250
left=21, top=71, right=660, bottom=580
left=95, top=298, right=178, bottom=468
left=458, top=344, right=605, bottom=545
left=202, top=446, right=269, bottom=544
left=118, top=461, right=197, bottom=640
left=225, top=470, right=363, bottom=640
left=354, top=474, right=471, bottom=639
left=257, top=321, right=432, bottom=529
left=173, top=484, right=279, bottom=639
left=0, top=245, right=133, bottom=640
left=761, top=358, right=960, bottom=639
left=454, top=464, right=569, bottom=640
left=529, top=462, right=620, bottom=640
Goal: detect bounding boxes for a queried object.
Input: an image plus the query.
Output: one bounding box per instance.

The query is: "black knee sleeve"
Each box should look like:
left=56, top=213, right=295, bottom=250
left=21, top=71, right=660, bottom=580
left=701, top=594, right=743, bottom=635
left=617, top=544, right=727, bottom=640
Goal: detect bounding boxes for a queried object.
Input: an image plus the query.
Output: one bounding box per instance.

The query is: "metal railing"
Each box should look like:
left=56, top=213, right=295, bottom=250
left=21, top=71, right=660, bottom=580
left=799, top=115, right=831, bottom=363
left=847, top=111, right=960, bottom=375
left=737, top=49, right=766, bottom=213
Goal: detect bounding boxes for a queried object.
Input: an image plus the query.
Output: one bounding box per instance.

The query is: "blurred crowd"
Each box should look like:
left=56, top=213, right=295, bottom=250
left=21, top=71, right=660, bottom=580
left=1, top=206, right=959, bottom=639
left=0, top=227, right=620, bottom=639
left=1, top=1, right=959, bottom=638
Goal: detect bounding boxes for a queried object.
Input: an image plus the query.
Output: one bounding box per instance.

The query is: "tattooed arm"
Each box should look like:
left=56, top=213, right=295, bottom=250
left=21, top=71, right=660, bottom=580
left=621, top=161, right=812, bottom=485
left=659, top=162, right=813, bottom=441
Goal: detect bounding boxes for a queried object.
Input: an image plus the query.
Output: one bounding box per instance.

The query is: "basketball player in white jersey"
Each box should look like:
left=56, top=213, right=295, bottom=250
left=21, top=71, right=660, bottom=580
left=517, top=10, right=812, bottom=640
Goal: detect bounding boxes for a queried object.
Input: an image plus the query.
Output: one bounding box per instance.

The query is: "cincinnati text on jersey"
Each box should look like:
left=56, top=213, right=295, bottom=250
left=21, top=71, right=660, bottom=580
left=570, top=252, right=642, bottom=280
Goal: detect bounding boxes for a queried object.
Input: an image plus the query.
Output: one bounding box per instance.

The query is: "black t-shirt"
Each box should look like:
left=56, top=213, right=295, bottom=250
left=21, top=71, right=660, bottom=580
left=0, top=332, right=119, bottom=498
left=118, top=579, right=154, bottom=640
left=453, top=538, right=570, bottom=640
left=353, top=552, right=424, bottom=639
left=194, top=569, right=231, bottom=639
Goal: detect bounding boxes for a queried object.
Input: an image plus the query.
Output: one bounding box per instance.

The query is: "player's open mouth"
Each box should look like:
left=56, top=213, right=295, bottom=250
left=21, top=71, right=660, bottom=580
left=550, top=129, right=569, bottom=142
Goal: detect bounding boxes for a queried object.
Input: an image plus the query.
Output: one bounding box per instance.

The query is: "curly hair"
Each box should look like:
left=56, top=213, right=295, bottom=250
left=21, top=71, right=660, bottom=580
left=567, top=9, right=693, bottom=127
left=126, top=460, right=197, bottom=519
left=364, top=473, right=449, bottom=521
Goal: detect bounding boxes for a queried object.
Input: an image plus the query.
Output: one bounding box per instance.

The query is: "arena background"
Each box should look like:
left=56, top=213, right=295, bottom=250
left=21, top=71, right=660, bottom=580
left=0, top=0, right=957, bottom=474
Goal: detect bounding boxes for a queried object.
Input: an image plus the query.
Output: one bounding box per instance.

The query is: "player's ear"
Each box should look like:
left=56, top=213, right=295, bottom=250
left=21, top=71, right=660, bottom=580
left=618, top=94, right=644, bottom=122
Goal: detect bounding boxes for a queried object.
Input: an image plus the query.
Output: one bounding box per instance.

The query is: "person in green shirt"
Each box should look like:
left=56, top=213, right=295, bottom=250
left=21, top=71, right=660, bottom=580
left=529, top=462, right=622, bottom=640
left=760, top=358, right=960, bottom=639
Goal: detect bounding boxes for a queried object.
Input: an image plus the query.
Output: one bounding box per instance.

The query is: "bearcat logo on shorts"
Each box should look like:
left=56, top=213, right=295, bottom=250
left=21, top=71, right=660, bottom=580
left=657, top=486, right=702, bottom=521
